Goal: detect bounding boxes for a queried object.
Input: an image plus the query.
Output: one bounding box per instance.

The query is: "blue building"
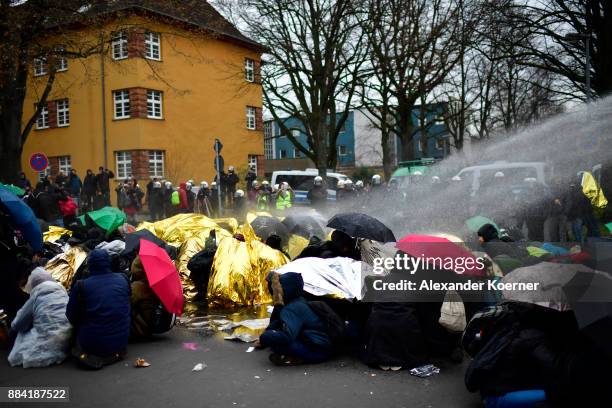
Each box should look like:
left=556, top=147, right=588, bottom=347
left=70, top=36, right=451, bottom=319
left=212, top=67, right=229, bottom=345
left=264, top=105, right=449, bottom=174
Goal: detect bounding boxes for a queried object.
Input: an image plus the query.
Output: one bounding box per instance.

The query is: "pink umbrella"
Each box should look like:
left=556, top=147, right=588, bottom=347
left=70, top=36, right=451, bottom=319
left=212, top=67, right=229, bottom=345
left=396, top=234, right=486, bottom=277
left=139, top=239, right=184, bottom=314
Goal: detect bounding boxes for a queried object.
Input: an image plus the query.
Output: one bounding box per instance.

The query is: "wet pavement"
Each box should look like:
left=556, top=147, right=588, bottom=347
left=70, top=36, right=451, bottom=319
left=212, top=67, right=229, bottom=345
left=0, top=307, right=483, bottom=408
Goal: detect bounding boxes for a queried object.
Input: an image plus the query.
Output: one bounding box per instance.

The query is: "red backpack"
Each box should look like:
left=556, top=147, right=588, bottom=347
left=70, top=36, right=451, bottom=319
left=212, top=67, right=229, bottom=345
left=58, top=197, right=78, bottom=217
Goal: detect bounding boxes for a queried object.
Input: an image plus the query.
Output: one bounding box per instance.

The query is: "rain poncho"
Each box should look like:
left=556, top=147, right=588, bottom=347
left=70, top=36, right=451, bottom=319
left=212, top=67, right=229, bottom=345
left=581, top=171, right=608, bottom=210
left=8, top=268, right=72, bottom=368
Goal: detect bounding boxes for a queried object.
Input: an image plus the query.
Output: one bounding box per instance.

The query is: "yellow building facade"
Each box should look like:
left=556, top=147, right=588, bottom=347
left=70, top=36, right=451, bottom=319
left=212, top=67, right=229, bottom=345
left=22, top=4, right=264, bottom=197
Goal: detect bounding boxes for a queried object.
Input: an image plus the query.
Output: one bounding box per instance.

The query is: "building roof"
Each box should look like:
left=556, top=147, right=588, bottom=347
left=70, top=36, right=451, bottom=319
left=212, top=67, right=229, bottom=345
left=74, top=0, right=265, bottom=52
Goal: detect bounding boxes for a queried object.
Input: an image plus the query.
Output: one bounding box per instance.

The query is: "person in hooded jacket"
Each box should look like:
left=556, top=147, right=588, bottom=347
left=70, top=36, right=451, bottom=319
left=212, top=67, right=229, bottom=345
left=148, top=182, right=164, bottom=221
left=66, top=249, right=130, bottom=369
left=35, top=183, right=66, bottom=226
left=8, top=268, right=72, bottom=368
left=178, top=182, right=190, bottom=213
left=477, top=223, right=528, bottom=263
left=256, top=272, right=332, bottom=365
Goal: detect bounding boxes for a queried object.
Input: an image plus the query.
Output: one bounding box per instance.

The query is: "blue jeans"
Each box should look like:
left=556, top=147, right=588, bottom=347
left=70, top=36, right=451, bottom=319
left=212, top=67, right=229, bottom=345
left=484, top=390, right=546, bottom=408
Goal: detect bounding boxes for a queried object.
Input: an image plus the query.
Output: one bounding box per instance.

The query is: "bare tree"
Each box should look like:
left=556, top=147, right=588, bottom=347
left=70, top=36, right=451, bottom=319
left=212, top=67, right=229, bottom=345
left=225, top=0, right=369, bottom=176
left=361, top=0, right=477, bottom=167
left=507, top=0, right=611, bottom=98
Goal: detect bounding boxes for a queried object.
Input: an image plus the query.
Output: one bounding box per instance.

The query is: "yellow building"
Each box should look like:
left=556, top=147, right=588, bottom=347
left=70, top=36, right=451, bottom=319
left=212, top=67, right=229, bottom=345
left=22, top=1, right=265, bottom=197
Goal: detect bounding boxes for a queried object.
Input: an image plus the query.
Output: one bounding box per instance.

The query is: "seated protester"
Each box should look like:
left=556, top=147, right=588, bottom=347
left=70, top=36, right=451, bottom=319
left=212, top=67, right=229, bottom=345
left=256, top=272, right=332, bottom=365
left=296, top=230, right=361, bottom=260
left=66, top=249, right=130, bottom=369
left=478, top=224, right=528, bottom=263
left=8, top=268, right=72, bottom=368
left=130, top=256, right=175, bottom=340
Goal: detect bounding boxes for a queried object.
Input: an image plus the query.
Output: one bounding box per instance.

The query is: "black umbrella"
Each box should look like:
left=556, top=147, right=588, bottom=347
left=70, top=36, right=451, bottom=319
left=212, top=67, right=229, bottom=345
left=282, top=215, right=326, bottom=240
left=122, top=229, right=177, bottom=260
left=327, top=213, right=396, bottom=243
left=250, top=216, right=289, bottom=244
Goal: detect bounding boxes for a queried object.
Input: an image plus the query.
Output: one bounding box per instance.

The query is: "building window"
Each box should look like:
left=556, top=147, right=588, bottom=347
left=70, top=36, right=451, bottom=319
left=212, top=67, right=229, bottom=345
left=145, top=32, right=161, bottom=60
left=147, top=90, right=163, bottom=119
left=279, top=149, right=287, bottom=159
left=36, top=106, right=49, bottom=129
left=291, top=129, right=300, bottom=138
left=248, top=154, right=258, bottom=176
left=245, top=58, right=255, bottom=82
left=113, top=90, right=130, bottom=119
left=115, top=151, right=132, bottom=179
left=56, top=56, right=68, bottom=72
left=436, top=138, right=445, bottom=150
left=338, top=144, right=347, bottom=156
left=56, top=99, right=70, bottom=127
left=38, top=168, right=51, bottom=182
left=434, top=117, right=445, bottom=126
left=294, top=148, right=302, bottom=158
left=148, top=150, right=164, bottom=178
left=246, top=106, right=256, bottom=130
left=58, top=156, right=71, bottom=175
left=264, top=122, right=274, bottom=160
left=34, top=58, right=47, bottom=76
left=112, top=32, right=128, bottom=60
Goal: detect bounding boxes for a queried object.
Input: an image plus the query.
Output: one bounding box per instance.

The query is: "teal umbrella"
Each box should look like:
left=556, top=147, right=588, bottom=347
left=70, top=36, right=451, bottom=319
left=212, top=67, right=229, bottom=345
left=465, top=216, right=500, bottom=234
left=0, top=183, right=25, bottom=196
left=82, top=207, right=127, bottom=235
left=605, top=222, right=612, bottom=234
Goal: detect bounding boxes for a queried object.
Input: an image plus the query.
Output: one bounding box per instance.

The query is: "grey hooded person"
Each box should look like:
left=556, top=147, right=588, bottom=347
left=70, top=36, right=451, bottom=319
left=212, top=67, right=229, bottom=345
left=8, top=268, right=72, bottom=368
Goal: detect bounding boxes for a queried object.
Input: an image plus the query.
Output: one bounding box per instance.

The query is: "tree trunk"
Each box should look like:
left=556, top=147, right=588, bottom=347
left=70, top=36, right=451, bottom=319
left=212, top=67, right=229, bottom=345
left=381, top=128, right=393, bottom=180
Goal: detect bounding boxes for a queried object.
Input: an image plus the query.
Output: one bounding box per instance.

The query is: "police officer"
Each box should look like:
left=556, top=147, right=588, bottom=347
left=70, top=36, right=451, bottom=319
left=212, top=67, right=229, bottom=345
left=307, top=176, right=328, bottom=210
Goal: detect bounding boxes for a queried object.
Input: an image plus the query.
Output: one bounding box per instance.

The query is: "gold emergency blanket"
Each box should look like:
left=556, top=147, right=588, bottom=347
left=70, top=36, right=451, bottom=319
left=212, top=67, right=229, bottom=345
left=136, top=213, right=224, bottom=246
left=286, top=234, right=309, bottom=259
left=176, top=228, right=232, bottom=301
left=45, top=246, right=87, bottom=289
left=43, top=226, right=72, bottom=243
left=207, top=223, right=289, bottom=307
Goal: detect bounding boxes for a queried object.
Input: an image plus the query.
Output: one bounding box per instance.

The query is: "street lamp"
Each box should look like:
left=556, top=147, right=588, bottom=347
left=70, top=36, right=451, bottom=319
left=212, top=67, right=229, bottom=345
left=564, top=32, right=591, bottom=103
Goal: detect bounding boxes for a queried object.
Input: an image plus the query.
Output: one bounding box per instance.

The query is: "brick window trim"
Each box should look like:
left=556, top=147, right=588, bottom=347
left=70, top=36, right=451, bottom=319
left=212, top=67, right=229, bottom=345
left=253, top=60, right=262, bottom=84
left=46, top=155, right=71, bottom=177
left=255, top=107, right=263, bottom=131
left=34, top=99, right=68, bottom=130
left=112, top=87, right=164, bottom=121
left=111, top=28, right=161, bottom=61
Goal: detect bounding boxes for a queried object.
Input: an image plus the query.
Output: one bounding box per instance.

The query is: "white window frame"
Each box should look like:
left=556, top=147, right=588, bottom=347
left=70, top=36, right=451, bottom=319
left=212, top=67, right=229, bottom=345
left=246, top=106, right=256, bottom=130
left=113, top=90, right=130, bottom=119
left=147, top=90, right=163, bottom=119
left=264, top=121, right=274, bottom=160
left=293, top=148, right=302, bottom=158
left=248, top=154, right=258, bottom=176
left=56, top=99, right=70, bottom=127
left=115, top=151, right=132, bottom=180
left=36, top=105, right=49, bottom=129
left=145, top=32, right=161, bottom=61
left=291, top=129, right=300, bottom=138
left=58, top=156, right=71, bottom=175
left=245, top=58, right=255, bottom=82
left=56, top=56, right=68, bottom=72
left=112, top=32, right=128, bottom=60
left=34, top=58, right=47, bottom=76
left=338, top=144, right=348, bottom=156
left=279, top=149, right=287, bottom=159
left=148, top=150, right=164, bottom=178
left=38, top=168, right=51, bottom=182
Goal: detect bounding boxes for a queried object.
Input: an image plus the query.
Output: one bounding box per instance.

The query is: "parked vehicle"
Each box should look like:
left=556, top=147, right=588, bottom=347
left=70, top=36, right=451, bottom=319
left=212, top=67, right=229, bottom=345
left=271, top=169, right=350, bottom=204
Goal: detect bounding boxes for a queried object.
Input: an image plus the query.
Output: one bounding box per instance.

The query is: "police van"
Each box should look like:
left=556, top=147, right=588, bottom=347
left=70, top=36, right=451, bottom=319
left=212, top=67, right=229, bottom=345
left=270, top=169, right=351, bottom=204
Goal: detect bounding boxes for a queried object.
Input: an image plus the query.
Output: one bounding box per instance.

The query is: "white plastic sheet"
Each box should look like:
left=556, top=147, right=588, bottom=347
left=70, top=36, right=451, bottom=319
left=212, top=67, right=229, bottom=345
left=274, top=256, right=370, bottom=300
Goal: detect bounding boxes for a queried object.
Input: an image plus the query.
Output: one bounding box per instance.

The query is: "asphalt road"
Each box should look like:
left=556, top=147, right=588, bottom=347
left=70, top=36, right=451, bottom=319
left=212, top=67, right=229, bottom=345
left=0, top=327, right=482, bottom=408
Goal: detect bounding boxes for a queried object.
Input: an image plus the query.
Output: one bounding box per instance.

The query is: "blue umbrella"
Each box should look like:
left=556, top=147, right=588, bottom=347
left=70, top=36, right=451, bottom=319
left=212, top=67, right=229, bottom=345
left=0, top=186, right=43, bottom=251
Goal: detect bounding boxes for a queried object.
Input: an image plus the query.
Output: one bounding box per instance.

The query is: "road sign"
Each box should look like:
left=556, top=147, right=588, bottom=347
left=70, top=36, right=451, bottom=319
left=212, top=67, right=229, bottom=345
left=29, top=153, right=48, bottom=172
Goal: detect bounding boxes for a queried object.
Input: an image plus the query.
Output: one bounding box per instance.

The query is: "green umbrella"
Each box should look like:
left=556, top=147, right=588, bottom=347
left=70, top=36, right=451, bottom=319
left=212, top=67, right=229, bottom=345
left=84, top=207, right=127, bottom=235
left=391, top=165, right=428, bottom=178
left=605, top=222, right=612, bottom=234
left=0, top=183, right=25, bottom=196
left=465, top=215, right=500, bottom=234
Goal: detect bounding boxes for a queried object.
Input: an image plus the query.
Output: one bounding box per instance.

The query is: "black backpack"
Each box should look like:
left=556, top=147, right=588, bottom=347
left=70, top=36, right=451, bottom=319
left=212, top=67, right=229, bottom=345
left=307, top=300, right=346, bottom=348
